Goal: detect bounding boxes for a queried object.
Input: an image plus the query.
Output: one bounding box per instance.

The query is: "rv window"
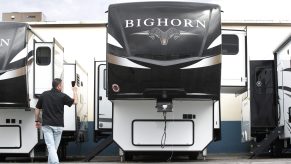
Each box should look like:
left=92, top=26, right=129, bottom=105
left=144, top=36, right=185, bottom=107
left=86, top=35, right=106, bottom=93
left=36, top=47, right=51, bottom=65
left=222, top=34, right=239, bottom=55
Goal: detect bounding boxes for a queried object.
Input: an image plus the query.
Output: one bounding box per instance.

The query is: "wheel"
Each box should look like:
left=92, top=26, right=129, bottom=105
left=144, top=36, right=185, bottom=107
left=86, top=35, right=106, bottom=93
left=189, top=152, right=199, bottom=160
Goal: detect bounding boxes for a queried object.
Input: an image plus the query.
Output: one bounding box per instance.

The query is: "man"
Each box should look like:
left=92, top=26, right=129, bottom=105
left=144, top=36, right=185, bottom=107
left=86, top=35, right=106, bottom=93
left=35, top=78, right=78, bottom=164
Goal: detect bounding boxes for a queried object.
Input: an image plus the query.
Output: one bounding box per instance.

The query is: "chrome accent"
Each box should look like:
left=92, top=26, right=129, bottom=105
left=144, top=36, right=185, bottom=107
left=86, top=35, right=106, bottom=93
left=132, top=27, right=197, bottom=45
left=181, top=55, right=221, bottom=69
left=107, top=54, right=149, bottom=69
left=207, top=35, right=221, bottom=49
left=108, top=34, right=123, bottom=48
left=128, top=56, right=206, bottom=67
left=9, top=48, right=27, bottom=64
left=0, top=66, right=26, bottom=80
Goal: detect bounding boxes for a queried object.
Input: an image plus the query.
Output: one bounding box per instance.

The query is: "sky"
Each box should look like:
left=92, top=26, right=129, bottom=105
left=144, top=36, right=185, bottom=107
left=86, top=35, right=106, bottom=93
left=0, top=0, right=290, bottom=23
left=0, top=0, right=219, bottom=22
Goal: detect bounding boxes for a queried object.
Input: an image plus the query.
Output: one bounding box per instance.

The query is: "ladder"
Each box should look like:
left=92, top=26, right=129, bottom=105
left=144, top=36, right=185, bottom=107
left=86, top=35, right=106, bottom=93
left=83, top=134, right=113, bottom=162
left=250, top=126, right=284, bottom=158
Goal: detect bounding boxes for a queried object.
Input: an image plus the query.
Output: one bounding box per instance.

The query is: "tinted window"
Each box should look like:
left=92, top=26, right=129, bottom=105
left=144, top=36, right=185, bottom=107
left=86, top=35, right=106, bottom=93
left=36, top=47, right=51, bottom=65
left=222, top=34, right=239, bottom=55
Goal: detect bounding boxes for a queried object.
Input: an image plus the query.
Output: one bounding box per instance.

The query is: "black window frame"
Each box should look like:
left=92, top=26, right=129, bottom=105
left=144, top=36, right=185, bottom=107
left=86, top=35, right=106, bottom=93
left=36, top=46, right=51, bottom=66
left=222, top=34, right=239, bottom=55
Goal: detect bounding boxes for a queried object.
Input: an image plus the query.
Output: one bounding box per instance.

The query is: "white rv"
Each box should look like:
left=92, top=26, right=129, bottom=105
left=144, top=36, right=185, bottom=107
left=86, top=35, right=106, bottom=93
left=0, top=22, right=88, bottom=161
left=237, top=25, right=291, bottom=157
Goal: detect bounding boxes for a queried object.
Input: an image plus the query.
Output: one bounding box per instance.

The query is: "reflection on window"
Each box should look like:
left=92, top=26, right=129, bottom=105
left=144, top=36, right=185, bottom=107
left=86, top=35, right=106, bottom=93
left=36, top=47, right=51, bottom=65
left=222, top=35, right=239, bottom=55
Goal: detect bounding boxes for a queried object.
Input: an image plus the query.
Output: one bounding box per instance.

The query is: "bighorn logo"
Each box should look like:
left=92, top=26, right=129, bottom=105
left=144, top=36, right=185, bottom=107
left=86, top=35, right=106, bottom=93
left=0, top=39, right=10, bottom=47
left=132, top=27, right=197, bottom=45
left=125, top=18, right=205, bottom=45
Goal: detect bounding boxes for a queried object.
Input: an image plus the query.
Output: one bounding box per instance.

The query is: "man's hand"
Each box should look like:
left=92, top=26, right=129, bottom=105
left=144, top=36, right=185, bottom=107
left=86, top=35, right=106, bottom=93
left=72, top=86, right=78, bottom=104
left=72, top=86, right=78, bottom=92
left=35, top=121, right=41, bottom=129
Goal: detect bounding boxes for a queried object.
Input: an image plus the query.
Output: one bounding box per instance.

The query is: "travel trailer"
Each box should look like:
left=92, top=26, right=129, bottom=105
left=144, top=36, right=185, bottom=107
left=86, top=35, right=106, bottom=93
left=0, top=22, right=87, bottom=160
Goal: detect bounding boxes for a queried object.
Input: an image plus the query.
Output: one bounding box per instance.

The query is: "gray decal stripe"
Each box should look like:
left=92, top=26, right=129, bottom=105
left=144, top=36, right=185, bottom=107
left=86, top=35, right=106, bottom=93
left=0, top=66, right=26, bottom=80
left=107, top=54, right=150, bottom=69
left=181, top=54, right=221, bottom=69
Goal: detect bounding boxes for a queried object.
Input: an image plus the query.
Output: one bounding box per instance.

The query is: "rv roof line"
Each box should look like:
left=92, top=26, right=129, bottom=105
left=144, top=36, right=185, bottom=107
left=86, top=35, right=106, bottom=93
left=28, top=26, right=45, bottom=42
left=273, top=35, right=291, bottom=54
left=222, top=21, right=291, bottom=26
left=28, top=21, right=106, bottom=27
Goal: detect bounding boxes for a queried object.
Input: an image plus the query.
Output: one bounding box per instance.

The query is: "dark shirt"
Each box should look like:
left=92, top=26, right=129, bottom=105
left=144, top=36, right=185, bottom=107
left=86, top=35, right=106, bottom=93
left=36, top=88, right=74, bottom=127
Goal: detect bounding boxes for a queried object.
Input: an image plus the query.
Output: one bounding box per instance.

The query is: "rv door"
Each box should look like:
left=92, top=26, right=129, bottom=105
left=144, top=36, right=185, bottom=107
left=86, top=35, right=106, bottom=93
left=221, top=30, right=247, bottom=94
left=94, top=61, right=113, bottom=132
left=34, top=39, right=64, bottom=96
left=34, top=42, right=53, bottom=96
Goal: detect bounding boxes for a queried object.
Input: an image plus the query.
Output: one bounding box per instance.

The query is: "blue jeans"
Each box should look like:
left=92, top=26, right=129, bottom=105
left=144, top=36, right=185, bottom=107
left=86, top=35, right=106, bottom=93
left=42, top=126, right=63, bottom=164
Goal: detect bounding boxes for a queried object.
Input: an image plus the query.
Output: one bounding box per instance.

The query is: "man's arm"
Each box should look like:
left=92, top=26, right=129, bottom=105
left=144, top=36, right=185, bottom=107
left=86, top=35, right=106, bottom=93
left=72, top=86, right=78, bottom=104
left=35, top=108, right=41, bottom=128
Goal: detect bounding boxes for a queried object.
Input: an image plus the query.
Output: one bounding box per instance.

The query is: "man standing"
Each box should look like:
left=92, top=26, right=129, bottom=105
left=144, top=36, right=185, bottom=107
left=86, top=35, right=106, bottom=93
left=35, top=78, right=78, bottom=164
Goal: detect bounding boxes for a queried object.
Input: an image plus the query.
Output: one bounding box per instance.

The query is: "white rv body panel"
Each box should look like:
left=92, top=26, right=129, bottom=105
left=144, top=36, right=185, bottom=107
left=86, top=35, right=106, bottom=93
left=241, top=98, right=251, bottom=142
left=75, top=63, right=89, bottom=132
left=63, top=64, right=76, bottom=131
left=113, top=100, right=213, bottom=151
left=63, top=63, right=88, bottom=138
left=53, top=43, right=64, bottom=79
left=221, top=30, right=247, bottom=87
left=94, top=62, right=113, bottom=131
left=0, top=109, right=37, bottom=153
left=275, top=38, right=291, bottom=139
left=34, top=43, right=53, bottom=95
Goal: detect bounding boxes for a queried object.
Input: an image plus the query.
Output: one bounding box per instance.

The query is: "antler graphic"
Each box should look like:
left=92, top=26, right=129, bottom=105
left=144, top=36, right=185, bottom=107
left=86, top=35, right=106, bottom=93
left=132, top=27, right=197, bottom=45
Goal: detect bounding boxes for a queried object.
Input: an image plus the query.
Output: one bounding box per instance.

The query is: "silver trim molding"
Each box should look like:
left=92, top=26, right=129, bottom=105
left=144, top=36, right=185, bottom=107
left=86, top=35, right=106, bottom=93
left=107, top=54, right=150, bottom=69
left=0, top=66, right=26, bottom=80
left=108, top=34, right=123, bottom=48
left=181, top=55, right=221, bottom=69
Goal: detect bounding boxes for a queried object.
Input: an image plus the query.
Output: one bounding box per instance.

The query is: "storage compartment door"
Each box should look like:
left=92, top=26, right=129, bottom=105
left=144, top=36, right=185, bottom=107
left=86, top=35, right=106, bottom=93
left=34, top=42, right=53, bottom=96
left=132, top=120, right=194, bottom=146
left=0, top=126, right=21, bottom=148
left=95, top=62, right=113, bottom=131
